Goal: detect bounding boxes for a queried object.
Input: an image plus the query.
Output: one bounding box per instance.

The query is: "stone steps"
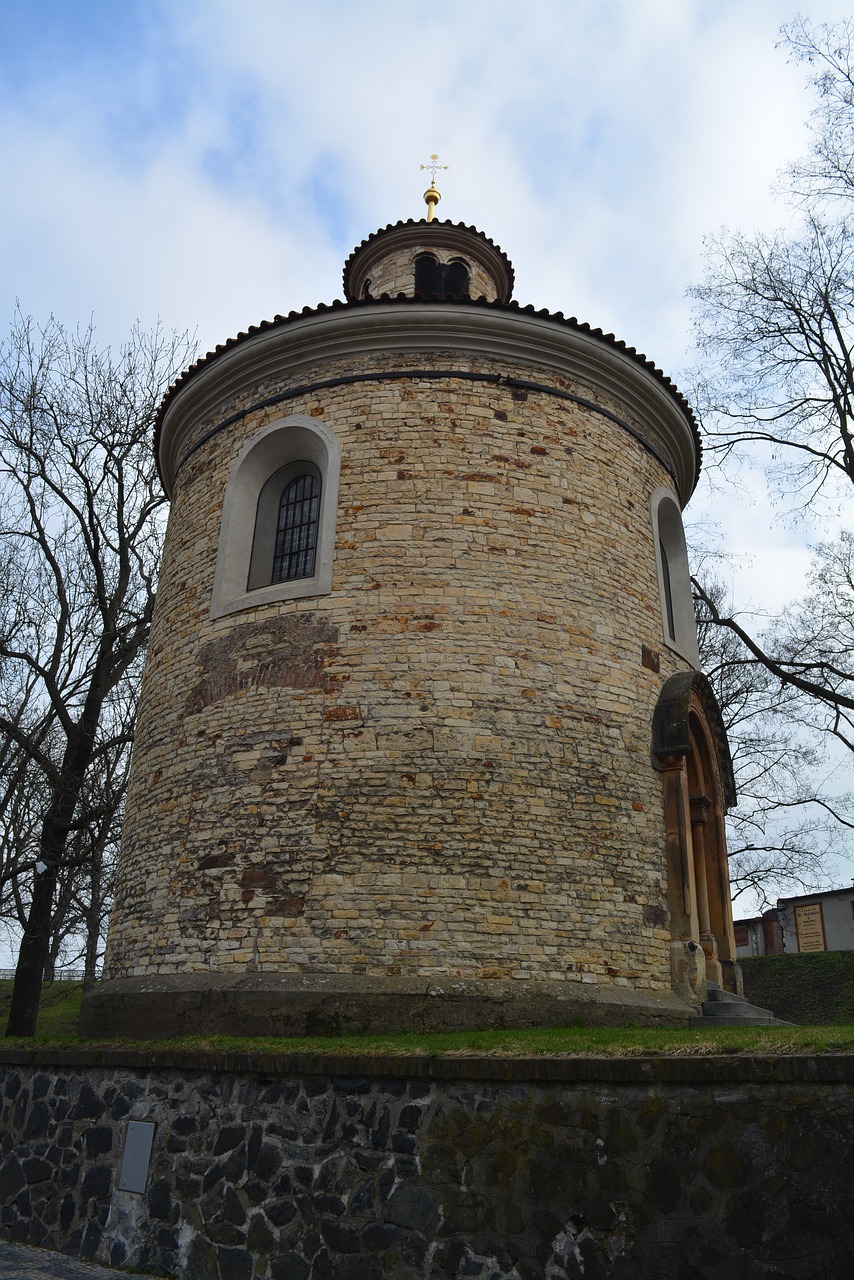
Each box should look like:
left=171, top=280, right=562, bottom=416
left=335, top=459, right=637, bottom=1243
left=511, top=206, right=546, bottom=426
left=689, top=982, right=793, bottom=1027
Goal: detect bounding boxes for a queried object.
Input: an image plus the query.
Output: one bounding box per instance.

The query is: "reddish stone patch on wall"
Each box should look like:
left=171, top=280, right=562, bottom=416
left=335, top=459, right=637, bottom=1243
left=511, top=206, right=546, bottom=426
left=239, top=868, right=306, bottom=916
left=324, top=705, right=361, bottom=723
left=187, top=614, right=339, bottom=711
left=641, top=645, right=661, bottom=673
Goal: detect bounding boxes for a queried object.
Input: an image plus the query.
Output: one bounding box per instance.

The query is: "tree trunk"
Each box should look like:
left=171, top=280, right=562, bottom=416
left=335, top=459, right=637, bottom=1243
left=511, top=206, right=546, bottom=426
left=83, top=861, right=102, bottom=992
left=5, top=657, right=109, bottom=1035
left=4, top=864, right=58, bottom=1035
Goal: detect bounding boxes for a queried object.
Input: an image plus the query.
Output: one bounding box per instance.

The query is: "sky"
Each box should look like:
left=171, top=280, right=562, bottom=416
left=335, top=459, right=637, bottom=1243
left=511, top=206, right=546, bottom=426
left=2, top=0, right=847, bottom=600
left=1, top=0, right=852, bottom=932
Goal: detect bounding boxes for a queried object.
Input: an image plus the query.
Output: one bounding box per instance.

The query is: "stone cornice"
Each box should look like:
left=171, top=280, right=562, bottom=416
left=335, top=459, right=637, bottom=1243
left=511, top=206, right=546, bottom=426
left=158, top=300, right=701, bottom=502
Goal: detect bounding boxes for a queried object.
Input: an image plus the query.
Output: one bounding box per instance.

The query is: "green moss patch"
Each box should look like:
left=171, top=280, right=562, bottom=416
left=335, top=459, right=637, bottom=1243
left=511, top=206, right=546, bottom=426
left=741, top=951, right=854, bottom=1024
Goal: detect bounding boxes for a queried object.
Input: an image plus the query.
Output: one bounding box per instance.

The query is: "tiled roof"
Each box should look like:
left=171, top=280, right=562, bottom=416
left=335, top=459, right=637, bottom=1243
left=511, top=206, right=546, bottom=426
left=153, top=292, right=701, bottom=473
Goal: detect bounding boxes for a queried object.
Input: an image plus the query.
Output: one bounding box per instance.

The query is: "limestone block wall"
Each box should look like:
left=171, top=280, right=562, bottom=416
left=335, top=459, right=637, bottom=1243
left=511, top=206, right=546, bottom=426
left=104, top=338, right=691, bottom=995
left=2, top=1051, right=853, bottom=1279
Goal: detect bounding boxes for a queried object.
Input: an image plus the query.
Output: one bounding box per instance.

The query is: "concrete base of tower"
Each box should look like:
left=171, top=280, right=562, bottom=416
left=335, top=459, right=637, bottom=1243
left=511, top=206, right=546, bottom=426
left=79, top=973, right=699, bottom=1039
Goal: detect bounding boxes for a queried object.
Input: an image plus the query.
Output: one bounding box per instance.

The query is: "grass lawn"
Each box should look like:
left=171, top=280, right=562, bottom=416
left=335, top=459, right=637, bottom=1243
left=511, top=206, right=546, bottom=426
left=1, top=979, right=853, bottom=1057
left=0, top=977, right=87, bottom=1038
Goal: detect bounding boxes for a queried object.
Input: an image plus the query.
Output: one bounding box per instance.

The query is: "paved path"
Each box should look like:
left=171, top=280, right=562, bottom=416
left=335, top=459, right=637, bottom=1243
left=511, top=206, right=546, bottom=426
left=0, top=1240, right=162, bottom=1279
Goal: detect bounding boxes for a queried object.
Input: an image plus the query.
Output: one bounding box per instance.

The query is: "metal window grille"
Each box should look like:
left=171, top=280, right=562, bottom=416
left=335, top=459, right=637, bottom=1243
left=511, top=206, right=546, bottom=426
left=272, top=473, right=320, bottom=583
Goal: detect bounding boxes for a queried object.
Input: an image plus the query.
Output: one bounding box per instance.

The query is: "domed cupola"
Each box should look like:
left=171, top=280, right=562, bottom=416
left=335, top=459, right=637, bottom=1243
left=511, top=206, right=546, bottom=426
left=342, top=218, right=514, bottom=303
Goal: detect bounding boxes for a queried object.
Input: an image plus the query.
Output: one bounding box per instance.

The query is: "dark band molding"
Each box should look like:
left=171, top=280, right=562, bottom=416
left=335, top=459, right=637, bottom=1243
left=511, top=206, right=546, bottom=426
left=173, top=367, right=678, bottom=492
left=158, top=305, right=700, bottom=502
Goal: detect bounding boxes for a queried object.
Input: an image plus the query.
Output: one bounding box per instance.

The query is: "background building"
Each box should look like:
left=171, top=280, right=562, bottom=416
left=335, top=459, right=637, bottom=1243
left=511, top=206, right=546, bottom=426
left=736, top=885, right=854, bottom=956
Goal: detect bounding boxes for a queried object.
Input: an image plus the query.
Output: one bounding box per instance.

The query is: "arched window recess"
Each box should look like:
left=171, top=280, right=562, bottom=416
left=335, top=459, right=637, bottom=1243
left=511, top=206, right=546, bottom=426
left=211, top=415, right=340, bottom=618
left=651, top=486, right=700, bottom=666
left=414, top=253, right=470, bottom=299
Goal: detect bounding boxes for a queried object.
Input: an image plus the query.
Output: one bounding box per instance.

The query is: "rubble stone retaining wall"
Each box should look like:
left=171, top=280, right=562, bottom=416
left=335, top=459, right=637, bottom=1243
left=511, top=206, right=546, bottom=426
left=2, top=1050, right=853, bottom=1279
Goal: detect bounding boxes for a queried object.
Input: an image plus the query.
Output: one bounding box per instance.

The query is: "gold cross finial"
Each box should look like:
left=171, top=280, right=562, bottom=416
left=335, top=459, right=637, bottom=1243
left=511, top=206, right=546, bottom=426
left=419, top=153, right=448, bottom=221
left=420, top=153, right=447, bottom=185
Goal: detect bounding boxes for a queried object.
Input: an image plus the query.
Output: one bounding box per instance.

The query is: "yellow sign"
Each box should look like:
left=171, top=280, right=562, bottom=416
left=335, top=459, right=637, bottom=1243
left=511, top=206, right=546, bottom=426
left=794, top=902, right=826, bottom=952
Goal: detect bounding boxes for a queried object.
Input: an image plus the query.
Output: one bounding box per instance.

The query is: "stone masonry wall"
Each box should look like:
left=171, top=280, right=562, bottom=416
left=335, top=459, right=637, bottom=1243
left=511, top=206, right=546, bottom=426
left=358, top=244, right=500, bottom=299
left=105, top=341, right=691, bottom=996
left=2, top=1051, right=853, bottom=1279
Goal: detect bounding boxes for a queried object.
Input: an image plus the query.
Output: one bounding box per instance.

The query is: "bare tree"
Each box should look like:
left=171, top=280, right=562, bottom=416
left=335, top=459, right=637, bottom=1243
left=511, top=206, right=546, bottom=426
left=783, top=13, right=854, bottom=206
left=687, top=17, right=854, bottom=898
left=694, top=571, right=853, bottom=908
left=690, top=16, right=854, bottom=511
left=0, top=311, right=192, bottom=1036
left=692, top=535, right=854, bottom=755
left=1, top=707, right=131, bottom=988
left=690, top=213, right=854, bottom=510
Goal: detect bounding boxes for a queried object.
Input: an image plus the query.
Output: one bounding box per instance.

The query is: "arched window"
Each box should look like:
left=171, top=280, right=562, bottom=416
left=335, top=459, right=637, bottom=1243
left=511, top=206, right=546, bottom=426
left=659, top=535, right=675, bottom=641
left=415, top=253, right=438, bottom=296
left=445, top=258, right=470, bottom=297
left=414, top=253, right=470, bottom=298
left=272, top=471, right=320, bottom=583
left=651, top=486, right=700, bottom=666
left=211, top=416, right=340, bottom=618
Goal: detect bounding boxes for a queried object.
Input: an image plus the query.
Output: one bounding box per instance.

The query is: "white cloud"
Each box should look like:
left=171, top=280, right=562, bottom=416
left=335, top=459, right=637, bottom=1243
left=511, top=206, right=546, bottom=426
left=2, top=0, right=854, bottom=962
left=1, top=0, right=851, bottom=616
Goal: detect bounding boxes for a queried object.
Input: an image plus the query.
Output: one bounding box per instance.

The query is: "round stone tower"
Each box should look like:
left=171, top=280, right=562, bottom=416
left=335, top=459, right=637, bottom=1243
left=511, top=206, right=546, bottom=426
left=82, top=208, right=739, bottom=1037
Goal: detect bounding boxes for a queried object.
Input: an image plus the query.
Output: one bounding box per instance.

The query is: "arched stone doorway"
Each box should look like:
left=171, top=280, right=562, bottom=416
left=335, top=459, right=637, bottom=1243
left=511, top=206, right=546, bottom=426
left=653, top=672, right=741, bottom=1000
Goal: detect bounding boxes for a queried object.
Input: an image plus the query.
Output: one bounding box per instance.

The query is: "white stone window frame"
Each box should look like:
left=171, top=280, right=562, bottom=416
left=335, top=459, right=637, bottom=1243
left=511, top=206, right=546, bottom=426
left=651, top=485, right=700, bottom=667
left=211, top=414, right=340, bottom=619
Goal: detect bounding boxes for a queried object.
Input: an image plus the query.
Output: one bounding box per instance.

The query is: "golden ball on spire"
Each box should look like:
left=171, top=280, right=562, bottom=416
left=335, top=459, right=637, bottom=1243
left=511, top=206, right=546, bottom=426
left=423, top=183, right=441, bottom=221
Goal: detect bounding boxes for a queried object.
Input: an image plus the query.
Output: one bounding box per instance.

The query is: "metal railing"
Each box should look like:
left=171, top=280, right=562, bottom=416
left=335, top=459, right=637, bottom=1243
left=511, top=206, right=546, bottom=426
left=0, top=968, right=86, bottom=981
